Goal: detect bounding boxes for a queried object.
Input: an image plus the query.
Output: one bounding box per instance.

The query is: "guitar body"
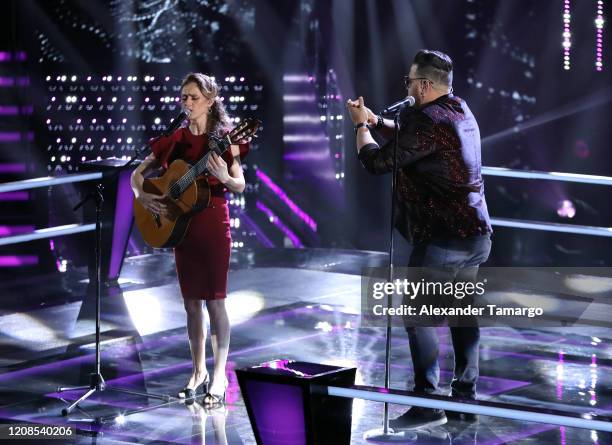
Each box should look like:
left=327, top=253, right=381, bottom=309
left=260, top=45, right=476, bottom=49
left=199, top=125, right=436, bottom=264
left=133, top=159, right=211, bottom=248
left=133, top=117, right=261, bottom=248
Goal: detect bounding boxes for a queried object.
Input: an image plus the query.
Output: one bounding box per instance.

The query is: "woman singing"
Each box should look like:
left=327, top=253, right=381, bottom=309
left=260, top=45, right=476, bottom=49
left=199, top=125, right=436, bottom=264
left=130, top=73, right=246, bottom=407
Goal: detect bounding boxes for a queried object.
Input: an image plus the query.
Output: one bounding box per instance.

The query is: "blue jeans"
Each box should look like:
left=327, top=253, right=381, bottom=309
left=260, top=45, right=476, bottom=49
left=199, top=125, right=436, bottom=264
left=405, top=234, right=491, bottom=398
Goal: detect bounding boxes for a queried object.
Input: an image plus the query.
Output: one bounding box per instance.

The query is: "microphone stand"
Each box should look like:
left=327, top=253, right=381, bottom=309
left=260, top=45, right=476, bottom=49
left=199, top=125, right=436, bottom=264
left=364, top=106, right=415, bottom=441
left=57, top=128, right=178, bottom=423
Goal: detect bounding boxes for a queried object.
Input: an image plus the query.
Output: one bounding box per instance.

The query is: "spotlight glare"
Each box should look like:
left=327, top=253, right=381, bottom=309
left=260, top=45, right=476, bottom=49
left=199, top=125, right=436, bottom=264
left=557, top=199, right=576, bottom=218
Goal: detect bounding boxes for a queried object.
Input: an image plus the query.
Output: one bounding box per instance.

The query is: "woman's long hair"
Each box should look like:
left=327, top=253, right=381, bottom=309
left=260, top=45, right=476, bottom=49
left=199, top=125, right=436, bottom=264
left=180, top=73, right=231, bottom=136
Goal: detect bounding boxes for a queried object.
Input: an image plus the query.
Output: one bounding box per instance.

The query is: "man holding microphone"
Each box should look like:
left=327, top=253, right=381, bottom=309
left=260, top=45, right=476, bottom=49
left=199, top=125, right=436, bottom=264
left=347, top=49, right=492, bottom=430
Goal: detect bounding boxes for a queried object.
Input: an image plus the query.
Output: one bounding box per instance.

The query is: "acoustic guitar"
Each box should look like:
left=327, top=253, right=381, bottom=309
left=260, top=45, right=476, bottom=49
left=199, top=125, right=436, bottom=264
left=134, top=118, right=261, bottom=248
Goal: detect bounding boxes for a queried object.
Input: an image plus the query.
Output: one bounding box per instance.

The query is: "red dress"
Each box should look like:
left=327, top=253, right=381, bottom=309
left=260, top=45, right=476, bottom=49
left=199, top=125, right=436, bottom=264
left=151, top=127, right=244, bottom=300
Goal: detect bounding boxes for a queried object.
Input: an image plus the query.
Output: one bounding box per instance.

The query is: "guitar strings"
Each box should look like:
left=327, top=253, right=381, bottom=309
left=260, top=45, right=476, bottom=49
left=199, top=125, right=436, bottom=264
left=168, top=124, right=249, bottom=199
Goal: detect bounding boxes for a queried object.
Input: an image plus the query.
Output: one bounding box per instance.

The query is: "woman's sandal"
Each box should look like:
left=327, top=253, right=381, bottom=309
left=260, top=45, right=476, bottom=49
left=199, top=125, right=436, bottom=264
left=178, top=373, right=210, bottom=399
left=204, top=378, right=229, bottom=407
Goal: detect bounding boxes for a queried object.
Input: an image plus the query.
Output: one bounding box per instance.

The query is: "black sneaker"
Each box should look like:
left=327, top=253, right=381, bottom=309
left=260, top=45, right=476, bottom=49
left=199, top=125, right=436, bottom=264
left=446, top=410, right=479, bottom=422
left=447, top=393, right=479, bottom=422
left=388, top=407, right=447, bottom=430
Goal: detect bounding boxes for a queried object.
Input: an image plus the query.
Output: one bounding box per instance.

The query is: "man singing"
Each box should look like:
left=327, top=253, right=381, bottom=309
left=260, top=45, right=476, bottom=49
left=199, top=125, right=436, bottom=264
left=347, top=49, right=492, bottom=430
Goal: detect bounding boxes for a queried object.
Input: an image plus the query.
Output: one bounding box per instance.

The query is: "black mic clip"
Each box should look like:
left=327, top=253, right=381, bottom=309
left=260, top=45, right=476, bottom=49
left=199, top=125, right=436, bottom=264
left=162, top=110, right=190, bottom=137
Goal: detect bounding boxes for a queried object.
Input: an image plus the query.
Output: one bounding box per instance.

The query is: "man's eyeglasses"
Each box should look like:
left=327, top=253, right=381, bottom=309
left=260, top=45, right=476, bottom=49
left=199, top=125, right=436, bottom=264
left=403, top=76, right=430, bottom=89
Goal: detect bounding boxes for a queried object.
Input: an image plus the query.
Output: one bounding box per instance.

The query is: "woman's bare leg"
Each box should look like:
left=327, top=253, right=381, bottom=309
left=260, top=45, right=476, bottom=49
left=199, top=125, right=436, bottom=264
left=205, top=299, right=230, bottom=397
left=183, top=299, right=208, bottom=389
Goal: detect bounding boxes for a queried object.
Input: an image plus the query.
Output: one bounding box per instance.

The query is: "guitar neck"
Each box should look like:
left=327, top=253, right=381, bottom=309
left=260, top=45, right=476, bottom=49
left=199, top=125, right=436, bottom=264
left=192, top=134, right=232, bottom=177
left=172, top=134, right=232, bottom=197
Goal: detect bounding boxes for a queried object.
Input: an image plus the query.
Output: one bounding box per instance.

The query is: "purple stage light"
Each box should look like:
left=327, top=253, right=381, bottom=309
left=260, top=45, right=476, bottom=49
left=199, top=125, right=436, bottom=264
left=0, top=255, right=38, bottom=267
left=0, top=225, right=34, bottom=236
left=256, top=170, right=317, bottom=231
left=0, top=132, right=21, bottom=142
left=283, top=74, right=311, bottom=82
left=557, top=199, right=576, bottom=218
left=283, top=94, right=316, bottom=102
left=0, top=163, right=26, bottom=173
left=0, top=106, right=19, bottom=115
left=0, top=77, right=14, bottom=86
left=256, top=201, right=304, bottom=248
left=0, top=192, right=28, bottom=201
left=283, top=150, right=331, bottom=161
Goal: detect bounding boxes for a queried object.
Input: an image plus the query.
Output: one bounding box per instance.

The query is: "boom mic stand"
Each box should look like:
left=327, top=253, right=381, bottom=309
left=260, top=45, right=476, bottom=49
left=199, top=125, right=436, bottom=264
left=364, top=106, right=416, bottom=441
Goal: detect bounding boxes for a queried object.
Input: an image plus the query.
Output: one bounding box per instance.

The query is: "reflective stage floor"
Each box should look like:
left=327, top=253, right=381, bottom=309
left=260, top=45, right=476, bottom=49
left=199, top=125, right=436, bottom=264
left=0, top=249, right=610, bottom=444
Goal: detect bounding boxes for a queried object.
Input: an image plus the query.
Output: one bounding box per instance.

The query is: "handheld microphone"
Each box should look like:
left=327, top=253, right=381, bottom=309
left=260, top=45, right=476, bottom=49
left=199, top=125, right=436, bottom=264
left=379, top=96, right=415, bottom=115
left=162, top=109, right=190, bottom=136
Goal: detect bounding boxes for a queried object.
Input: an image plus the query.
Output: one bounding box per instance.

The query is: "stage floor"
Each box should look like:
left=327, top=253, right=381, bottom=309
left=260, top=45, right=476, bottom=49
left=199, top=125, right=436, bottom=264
left=0, top=249, right=610, bottom=444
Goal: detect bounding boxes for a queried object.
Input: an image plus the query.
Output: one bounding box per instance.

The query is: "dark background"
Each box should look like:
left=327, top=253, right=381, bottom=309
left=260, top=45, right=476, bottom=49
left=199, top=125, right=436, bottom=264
left=1, top=0, right=610, bottom=274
